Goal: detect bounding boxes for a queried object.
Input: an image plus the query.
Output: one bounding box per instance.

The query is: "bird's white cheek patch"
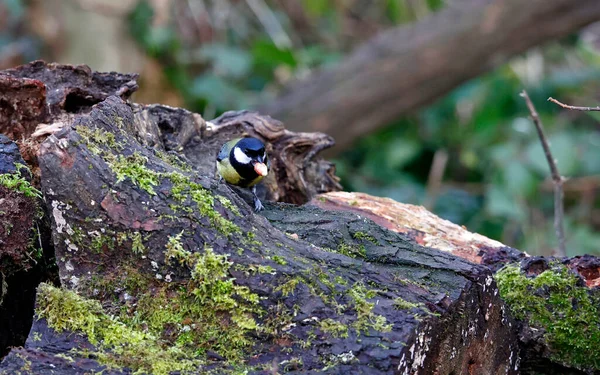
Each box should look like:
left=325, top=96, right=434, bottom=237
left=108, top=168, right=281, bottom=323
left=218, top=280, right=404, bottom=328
left=233, top=147, right=252, bottom=164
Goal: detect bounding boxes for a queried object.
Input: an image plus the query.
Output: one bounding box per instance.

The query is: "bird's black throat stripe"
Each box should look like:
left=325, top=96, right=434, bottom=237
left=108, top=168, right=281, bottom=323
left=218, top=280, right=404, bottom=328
left=230, top=150, right=260, bottom=187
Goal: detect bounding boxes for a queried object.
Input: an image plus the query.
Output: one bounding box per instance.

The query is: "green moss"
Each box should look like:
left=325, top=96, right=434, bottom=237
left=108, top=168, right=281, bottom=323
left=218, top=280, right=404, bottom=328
left=319, top=318, right=349, bottom=338
left=167, top=171, right=241, bottom=237
left=76, top=126, right=122, bottom=155
left=393, top=297, right=420, bottom=310
left=42, top=246, right=265, bottom=371
left=336, top=242, right=366, bottom=259
left=106, top=150, right=240, bottom=237
left=130, top=232, right=146, bottom=254
left=108, top=153, right=160, bottom=195
left=217, top=195, right=240, bottom=217
left=36, top=283, right=201, bottom=375
left=347, top=283, right=392, bottom=334
left=164, top=231, right=194, bottom=267
left=131, top=245, right=261, bottom=360
left=275, top=278, right=301, bottom=297
left=271, top=255, right=287, bottom=266
left=334, top=276, right=348, bottom=286
left=155, top=151, right=192, bottom=172
left=352, top=231, right=378, bottom=244
left=496, top=264, right=600, bottom=370
left=0, top=165, right=41, bottom=198
left=90, top=232, right=116, bottom=253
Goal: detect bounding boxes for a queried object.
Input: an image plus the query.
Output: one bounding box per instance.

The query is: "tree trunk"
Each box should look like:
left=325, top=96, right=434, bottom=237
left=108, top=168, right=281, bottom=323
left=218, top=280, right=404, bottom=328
left=258, top=0, right=600, bottom=154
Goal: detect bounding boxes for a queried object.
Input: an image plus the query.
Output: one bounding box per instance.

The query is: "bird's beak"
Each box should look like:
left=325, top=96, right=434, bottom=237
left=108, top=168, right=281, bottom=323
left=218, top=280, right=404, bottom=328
left=254, top=162, right=268, bottom=176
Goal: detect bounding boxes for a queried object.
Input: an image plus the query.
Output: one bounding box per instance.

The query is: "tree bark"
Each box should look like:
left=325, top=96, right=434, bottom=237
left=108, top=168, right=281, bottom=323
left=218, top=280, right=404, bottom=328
left=258, top=0, right=600, bottom=154
left=1, top=62, right=600, bottom=375
left=0, top=63, right=520, bottom=374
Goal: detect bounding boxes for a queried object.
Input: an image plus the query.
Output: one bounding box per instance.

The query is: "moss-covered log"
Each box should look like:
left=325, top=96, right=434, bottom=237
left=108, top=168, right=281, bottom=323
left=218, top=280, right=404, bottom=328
left=0, top=93, right=519, bottom=374
left=3, top=61, right=599, bottom=375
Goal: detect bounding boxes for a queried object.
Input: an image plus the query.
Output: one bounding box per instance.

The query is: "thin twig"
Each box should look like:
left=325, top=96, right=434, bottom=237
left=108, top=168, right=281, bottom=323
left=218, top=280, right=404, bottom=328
left=521, top=90, right=566, bottom=257
left=548, top=97, right=600, bottom=112
left=423, top=149, right=448, bottom=210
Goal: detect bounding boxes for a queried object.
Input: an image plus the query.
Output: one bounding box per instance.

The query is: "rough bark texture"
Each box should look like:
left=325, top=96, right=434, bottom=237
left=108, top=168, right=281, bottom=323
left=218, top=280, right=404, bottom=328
left=0, top=62, right=599, bottom=375
left=311, top=192, right=526, bottom=271
left=258, top=0, right=600, bottom=153
left=0, top=89, right=518, bottom=374
left=129, top=105, right=342, bottom=205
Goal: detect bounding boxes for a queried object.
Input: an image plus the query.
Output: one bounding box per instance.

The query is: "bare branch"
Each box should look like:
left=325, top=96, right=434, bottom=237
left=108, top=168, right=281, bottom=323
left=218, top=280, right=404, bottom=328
left=520, top=90, right=566, bottom=257
left=423, top=149, right=448, bottom=210
left=548, top=97, right=600, bottom=111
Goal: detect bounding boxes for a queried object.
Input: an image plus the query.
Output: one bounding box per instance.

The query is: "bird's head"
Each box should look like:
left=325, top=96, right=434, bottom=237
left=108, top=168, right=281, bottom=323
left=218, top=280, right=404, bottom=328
left=232, top=137, right=269, bottom=177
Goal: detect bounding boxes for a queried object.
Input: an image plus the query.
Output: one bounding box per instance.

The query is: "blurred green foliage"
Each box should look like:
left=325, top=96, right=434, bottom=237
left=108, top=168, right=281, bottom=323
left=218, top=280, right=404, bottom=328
left=2, top=0, right=600, bottom=256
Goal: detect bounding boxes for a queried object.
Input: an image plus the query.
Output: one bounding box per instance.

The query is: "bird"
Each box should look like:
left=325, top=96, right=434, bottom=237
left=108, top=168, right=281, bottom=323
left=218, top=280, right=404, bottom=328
left=216, top=137, right=270, bottom=212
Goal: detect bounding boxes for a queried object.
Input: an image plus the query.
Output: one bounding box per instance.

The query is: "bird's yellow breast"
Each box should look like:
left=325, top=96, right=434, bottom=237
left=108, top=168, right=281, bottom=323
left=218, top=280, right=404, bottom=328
left=216, top=159, right=265, bottom=187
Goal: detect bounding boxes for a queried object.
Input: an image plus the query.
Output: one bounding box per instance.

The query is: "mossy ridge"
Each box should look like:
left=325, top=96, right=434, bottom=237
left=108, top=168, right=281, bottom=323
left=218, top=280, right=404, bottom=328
left=75, top=123, right=241, bottom=237
left=347, top=282, right=393, bottom=334
left=104, top=152, right=240, bottom=237
left=496, top=264, right=600, bottom=370
left=275, top=271, right=392, bottom=338
left=36, top=283, right=202, bottom=375
left=155, top=150, right=193, bottom=173
left=41, top=245, right=265, bottom=372
left=130, top=236, right=263, bottom=361
left=336, top=242, right=366, bottom=259
left=75, top=125, right=123, bottom=155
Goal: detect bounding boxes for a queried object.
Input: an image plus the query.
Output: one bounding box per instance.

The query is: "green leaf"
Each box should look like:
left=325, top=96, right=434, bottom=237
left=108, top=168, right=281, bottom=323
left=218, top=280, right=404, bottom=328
left=190, top=75, right=247, bottom=110
left=198, top=44, right=252, bottom=79
left=485, top=185, right=526, bottom=220
left=252, top=40, right=297, bottom=69
left=503, top=162, right=537, bottom=197
left=302, top=0, right=331, bottom=17
left=385, top=139, right=421, bottom=169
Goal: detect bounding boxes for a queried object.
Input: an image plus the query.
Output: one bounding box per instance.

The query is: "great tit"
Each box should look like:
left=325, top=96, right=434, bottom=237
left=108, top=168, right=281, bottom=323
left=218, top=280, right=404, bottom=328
left=216, top=137, right=270, bottom=212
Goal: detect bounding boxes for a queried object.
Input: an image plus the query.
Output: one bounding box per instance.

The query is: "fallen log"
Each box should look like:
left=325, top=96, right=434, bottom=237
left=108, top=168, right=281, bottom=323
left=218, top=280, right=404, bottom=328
left=0, top=61, right=597, bottom=375
left=0, top=86, right=517, bottom=373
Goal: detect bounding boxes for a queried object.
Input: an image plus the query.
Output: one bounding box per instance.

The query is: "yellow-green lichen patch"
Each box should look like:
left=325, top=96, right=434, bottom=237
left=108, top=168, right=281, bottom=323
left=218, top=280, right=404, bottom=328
left=496, top=264, right=600, bottom=370
left=35, top=283, right=201, bottom=375
left=0, top=165, right=41, bottom=199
